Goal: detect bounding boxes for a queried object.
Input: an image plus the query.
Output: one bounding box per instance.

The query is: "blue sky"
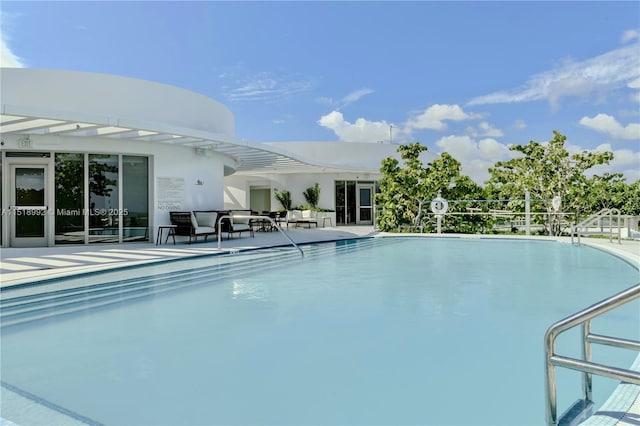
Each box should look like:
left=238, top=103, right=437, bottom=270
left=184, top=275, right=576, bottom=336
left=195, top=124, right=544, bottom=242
left=1, top=1, right=639, bottom=184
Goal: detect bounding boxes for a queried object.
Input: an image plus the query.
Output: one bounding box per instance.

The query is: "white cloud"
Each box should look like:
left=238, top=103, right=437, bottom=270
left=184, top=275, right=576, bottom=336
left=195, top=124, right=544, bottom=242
left=467, top=42, right=640, bottom=109
left=434, top=135, right=640, bottom=184
left=317, top=110, right=398, bottom=143
left=341, top=88, right=375, bottom=105
left=1, top=16, right=25, bottom=68
left=315, top=96, right=334, bottom=106
left=434, top=135, right=516, bottom=184
left=513, top=120, right=527, bottom=130
left=621, top=29, right=640, bottom=43
left=316, top=88, right=375, bottom=109
left=318, top=103, right=481, bottom=143
left=1, top=39, right=23, bottom=67
left=223, top=72, right=313, bottom=102
left=579, top=113, right=640, bottom=140
left=588, top=143, right=640, bottom=181
left=628, top=77, right=640, bottom=102
left=405, top=104, right=481, bottom=131
left=466, top=121, right=504, bottom=138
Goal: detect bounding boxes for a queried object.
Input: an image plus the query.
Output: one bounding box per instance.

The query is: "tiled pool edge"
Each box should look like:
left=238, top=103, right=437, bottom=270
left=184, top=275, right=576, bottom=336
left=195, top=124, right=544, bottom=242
left=1, top=381, right=101, bottom=426
left=566, top=239, right=639, bottom=426
left=579, top=356, right=640, bottom=426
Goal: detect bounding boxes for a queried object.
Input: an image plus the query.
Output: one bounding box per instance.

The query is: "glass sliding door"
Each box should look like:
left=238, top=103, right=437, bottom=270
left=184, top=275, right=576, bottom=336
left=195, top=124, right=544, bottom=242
left=9, top=165, right=48, bottom=247
left=334, top=180, right=357, bottom=225
left=4, top=152, right=150, bottom=247
left=346, top=181, right=356, bottom=224
left=55, top=153, right=85, bottom=244
left=335, top=181, right=346, bottom=225
left=335, top=180, right=377, bottom=226
left=356, top=184, right=374, bottom=225
left=89, top=154, right=119, bottom=243
left=122, top=155, right=149, bottom=242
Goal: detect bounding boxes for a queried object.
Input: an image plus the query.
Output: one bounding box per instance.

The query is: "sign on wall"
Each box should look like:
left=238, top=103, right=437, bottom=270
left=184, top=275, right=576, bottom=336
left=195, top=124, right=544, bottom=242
left=157, top=176, right=185, bottom=211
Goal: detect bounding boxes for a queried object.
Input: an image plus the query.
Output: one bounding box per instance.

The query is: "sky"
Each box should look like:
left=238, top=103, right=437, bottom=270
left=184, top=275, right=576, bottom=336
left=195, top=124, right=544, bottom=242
left=1, top=1, right=639, bottom=184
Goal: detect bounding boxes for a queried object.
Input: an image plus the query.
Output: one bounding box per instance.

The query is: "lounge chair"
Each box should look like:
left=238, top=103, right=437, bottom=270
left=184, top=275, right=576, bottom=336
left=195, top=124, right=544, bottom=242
left=226, top=210, right=255, bottom=239
left=169, top=211, right=218, bottom=243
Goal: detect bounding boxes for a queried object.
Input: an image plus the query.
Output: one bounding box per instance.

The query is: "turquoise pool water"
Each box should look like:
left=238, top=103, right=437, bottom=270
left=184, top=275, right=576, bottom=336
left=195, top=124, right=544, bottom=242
left=1, top=237, right=638, bottom=425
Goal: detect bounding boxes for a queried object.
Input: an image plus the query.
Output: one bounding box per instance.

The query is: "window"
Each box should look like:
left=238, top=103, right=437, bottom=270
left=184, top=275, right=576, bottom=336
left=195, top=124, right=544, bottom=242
left=55, top=153, right=85, bottom=244
left=89, top=154, right=119, bottom=243
left=122, top=155, right=149, bottom=242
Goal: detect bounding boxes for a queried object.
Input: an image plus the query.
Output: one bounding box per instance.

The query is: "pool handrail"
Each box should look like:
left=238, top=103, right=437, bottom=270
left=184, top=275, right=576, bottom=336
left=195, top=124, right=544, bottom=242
left=216, top=214, right=304, bottom=257
left=544, top=282, right=640, bottom=426
left=571, top=208, right=622, bottom=245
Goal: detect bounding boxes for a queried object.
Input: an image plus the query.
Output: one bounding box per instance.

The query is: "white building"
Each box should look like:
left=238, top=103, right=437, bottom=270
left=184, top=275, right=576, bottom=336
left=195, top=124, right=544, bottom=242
left=0, top=68, right=434, bottom=247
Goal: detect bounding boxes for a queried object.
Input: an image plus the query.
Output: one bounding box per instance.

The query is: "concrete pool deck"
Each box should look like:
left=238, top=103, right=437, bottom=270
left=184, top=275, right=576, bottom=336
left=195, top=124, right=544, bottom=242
left=1, top=228, right=638, bottom=425
left=0, top=226, right=378, bottom=288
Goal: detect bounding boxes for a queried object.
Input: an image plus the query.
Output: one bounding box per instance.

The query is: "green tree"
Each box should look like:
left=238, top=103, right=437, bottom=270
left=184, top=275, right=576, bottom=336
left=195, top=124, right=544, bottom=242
left=376, top=143, right=482, bottom=232
left=621, top=180, right=640, bottom=216
left=302, top=183, right=320, bottom=209
left=273, top=188, right=292, bottom=211
left=578, top=173, right=629, bottom=214
left=376, top=142, right=430, bottom=231
left=487, top=131, right=613, bottom=235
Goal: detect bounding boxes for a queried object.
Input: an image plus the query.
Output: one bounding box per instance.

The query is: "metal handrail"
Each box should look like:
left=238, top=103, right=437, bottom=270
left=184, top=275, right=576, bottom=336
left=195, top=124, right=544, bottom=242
left=544, top=283, right=640, bottom=426
left=217, top=214, right=304, bottom=257
left=572, top=208, right=621, bottom=245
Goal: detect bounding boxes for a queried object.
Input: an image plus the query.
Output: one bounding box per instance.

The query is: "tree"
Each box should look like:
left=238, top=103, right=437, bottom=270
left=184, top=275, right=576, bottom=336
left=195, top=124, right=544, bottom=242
left=622, top=180, right=640, bottom=216
left=578, top=173, right=629, bottom=214
left=376, top=142, right=430, bottom=231
left=273, top=188, right=292, bottom=211
left=487, top=131, right=613, bottom=235
left=376, top=143, right=483, bottom=232
left=302, top=183, right=320, bottom=209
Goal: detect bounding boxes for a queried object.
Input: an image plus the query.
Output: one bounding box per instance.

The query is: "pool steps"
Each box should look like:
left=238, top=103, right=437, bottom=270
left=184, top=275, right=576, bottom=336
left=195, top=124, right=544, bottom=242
left=0, top=238, right=382, bottom=329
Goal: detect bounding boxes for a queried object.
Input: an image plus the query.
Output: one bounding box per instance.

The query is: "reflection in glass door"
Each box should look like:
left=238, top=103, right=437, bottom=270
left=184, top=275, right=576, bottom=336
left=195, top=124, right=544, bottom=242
left=357, top=184, right=374, bottom=225
left=10, top=165, right=48, bottom=247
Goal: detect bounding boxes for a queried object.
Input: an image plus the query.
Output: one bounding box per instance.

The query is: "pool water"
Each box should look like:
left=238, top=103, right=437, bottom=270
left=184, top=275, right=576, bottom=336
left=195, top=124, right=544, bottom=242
left=1, top=237, right=638, bottom=425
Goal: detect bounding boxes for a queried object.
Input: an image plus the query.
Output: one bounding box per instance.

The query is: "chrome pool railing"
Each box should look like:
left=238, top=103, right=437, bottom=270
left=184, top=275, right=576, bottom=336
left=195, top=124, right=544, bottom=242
left=216, top=214, right=304, bottom=257
left=544, top=283, right=640, bottom=426
left=572, top=208, right=622, bottom=245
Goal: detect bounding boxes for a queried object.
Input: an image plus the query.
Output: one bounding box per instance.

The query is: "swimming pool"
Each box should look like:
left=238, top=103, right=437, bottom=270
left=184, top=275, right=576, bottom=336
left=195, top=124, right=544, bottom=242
left=1, top=237, right=638, bottom=425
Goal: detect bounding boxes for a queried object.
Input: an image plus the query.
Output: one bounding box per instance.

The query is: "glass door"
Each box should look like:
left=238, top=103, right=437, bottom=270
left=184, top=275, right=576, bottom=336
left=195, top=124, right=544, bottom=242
left=9, top=164, right=49, bottom=247
left=356, top=184, right=374, bottom=225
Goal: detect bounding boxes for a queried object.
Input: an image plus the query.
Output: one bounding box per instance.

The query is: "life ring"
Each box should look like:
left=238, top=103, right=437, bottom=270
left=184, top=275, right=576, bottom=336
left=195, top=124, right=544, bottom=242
left=430, top=197, right=449, bottom=215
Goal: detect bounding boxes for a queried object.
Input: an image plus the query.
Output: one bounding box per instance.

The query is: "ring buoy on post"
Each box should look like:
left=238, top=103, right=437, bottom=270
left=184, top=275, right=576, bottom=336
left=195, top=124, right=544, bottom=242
left=430, top=192, right=448, bottom=234
left=430, top=195, right=449, bottom=215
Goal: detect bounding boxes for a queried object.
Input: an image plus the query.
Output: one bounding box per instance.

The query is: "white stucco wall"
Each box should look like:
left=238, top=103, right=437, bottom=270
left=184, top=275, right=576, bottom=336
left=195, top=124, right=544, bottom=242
left=1, top=68, right=236, bottom=246
left=264, top=141, right=438, bottom=170
left=1, top=133, right=227, bottom=243
left=225, top=171, right=379, bottom=212
left=1, top=68, right=235, bottom=136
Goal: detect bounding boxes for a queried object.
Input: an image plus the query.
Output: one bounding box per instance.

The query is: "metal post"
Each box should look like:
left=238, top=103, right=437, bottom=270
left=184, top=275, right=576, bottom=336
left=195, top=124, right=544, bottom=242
left=582, top=321, right=593, bottom=402
left=545, top=332, right=558, bottom=426
left=525, top=190, right=531, bottom=236
left=436, top=215, right=442, bottom=234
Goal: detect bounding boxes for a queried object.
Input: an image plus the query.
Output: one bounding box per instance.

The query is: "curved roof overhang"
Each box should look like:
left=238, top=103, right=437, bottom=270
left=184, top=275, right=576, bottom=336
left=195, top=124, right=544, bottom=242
left=0, top=104, right=374, bottom=176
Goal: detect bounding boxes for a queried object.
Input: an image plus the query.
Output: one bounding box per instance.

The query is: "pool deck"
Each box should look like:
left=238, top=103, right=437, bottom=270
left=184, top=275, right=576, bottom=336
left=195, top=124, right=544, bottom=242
left=1, top=228, right=639, bottom=426
left=0, top=226, right=379, bottom=288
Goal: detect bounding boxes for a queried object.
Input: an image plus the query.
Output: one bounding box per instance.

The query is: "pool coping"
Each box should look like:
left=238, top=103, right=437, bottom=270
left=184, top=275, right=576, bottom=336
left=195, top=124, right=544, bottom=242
left=1, top=231, right=638, bottom=425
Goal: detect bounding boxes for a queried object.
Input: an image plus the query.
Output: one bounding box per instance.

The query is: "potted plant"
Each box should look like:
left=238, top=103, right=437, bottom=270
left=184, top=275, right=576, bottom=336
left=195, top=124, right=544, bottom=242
left=302, top=183, right=320, bottom=209
left=274, top=188, right=292, bottom=211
